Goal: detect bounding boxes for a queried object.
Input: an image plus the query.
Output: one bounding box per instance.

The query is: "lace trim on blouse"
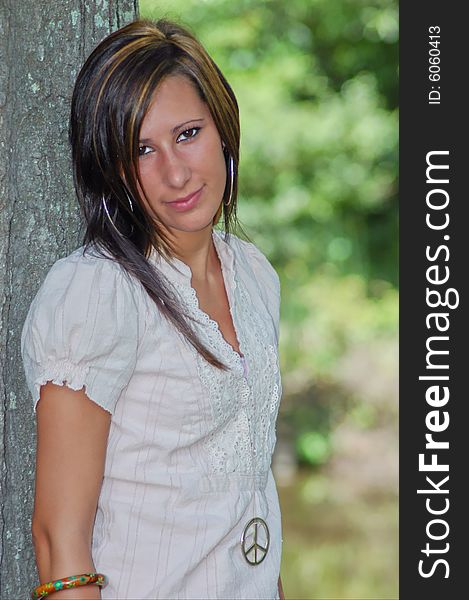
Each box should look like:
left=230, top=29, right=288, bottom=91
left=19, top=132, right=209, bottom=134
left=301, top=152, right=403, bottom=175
left=170, top=243, right=281, bottom=478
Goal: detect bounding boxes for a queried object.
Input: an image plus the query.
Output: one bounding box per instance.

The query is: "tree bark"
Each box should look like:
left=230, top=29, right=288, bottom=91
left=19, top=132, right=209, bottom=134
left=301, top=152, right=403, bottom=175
left=0, top=2, right=137, bottom=597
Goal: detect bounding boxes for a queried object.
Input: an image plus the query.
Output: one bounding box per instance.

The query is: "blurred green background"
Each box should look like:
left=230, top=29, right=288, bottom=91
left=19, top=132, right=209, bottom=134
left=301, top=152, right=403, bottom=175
left=140, top=1, right=398, bottom=598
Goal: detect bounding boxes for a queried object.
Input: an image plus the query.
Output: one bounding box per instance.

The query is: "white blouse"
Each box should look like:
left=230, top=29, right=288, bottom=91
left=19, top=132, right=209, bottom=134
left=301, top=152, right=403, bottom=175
left=21, top=229, right=283, bottom=599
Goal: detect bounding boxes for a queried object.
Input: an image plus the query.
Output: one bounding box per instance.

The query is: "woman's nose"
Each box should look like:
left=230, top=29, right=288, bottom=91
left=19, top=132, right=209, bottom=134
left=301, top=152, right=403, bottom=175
left=161, top=149, right=191, bottom=189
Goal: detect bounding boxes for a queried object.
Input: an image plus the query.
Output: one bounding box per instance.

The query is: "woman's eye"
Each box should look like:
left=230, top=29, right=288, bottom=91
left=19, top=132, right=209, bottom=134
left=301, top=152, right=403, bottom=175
left=138, top=145, right=152, bottom=157
left=138, top=128, right=201, bottom=155
left=177, top=127, right=201, bottom=143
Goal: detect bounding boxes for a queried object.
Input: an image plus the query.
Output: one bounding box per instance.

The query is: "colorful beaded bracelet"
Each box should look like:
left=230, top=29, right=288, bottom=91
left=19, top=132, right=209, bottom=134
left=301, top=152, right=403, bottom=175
left=31, top=572, right=108, bottom=599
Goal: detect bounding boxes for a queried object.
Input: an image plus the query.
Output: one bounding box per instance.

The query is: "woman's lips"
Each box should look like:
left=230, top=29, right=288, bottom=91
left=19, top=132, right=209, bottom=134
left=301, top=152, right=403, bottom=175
left=166, top=186, right=204, bottom=212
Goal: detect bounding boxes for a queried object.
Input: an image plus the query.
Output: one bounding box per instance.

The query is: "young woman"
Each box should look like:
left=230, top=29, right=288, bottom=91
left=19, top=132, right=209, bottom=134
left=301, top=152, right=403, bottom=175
left=22, top=18, right=285, bottom=600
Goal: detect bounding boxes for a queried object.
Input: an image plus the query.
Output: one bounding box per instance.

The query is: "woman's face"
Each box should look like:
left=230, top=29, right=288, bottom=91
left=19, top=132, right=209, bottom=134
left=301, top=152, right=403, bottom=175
left=135, top=74, right=227, bottom=239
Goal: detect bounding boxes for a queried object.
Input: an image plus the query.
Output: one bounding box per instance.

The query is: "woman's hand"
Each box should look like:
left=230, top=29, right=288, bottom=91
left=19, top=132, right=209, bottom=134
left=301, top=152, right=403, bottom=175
left=31, top=382, right=111, bottom=598
left=278, top=575, right=285, bottom=600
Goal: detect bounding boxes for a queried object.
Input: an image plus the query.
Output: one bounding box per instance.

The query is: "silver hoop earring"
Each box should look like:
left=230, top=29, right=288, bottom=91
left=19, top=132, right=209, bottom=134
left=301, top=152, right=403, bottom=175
left=124, top=189, right=135, bottom=213
left=102, top=195, right=124, bottom=236
left=102, top=194, right=134, bottom=237
left=224, top=155, right=235, bottom=206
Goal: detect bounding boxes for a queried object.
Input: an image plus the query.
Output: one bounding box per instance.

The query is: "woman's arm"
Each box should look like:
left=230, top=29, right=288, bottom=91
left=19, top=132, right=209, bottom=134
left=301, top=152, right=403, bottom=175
left=32, top=382, right=111, bottom=599
left=278, top=575, right=285, bottom=600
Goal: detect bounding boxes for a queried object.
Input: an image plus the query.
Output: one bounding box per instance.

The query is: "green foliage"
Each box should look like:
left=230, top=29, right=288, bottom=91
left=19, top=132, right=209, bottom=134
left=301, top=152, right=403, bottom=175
left=281, top=471, right=398, bottom=598
left=296, top=431, right=331, bottom=466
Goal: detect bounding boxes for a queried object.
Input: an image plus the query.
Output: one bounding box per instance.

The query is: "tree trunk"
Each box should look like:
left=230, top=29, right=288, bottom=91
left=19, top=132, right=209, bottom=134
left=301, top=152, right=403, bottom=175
left=0, top=2, right=137, bottom=597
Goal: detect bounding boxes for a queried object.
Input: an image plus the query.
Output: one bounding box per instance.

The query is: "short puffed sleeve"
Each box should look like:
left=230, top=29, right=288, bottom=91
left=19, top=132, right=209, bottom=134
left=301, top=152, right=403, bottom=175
left=238, top=238, right=281, bottom=345
left=21, top=250, right=140, bottom=415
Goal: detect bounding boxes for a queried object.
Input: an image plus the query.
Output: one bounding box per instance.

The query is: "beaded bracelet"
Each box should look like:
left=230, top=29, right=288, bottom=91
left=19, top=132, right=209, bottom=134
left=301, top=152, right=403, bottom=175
left=31, top=573, right=108, bottom=599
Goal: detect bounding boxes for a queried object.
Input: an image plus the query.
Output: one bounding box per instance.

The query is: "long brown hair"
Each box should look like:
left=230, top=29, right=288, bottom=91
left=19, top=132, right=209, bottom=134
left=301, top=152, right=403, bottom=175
left=69, top=18, right=249, bottom=370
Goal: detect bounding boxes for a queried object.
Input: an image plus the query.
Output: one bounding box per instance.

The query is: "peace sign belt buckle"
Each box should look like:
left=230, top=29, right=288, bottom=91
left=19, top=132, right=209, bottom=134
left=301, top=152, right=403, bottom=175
left=240, top=517, right=270, bottom=565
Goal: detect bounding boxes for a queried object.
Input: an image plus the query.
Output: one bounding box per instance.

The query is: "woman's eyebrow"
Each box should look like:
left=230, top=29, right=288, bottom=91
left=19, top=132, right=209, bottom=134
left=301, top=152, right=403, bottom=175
left=139, top=118, right=205, bottom=143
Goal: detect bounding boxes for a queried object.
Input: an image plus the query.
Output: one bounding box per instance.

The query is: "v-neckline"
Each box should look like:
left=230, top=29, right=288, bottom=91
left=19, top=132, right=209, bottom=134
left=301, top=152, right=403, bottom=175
left=191, top=232, right=245, bottom=365
left=155, top=230, right=246, bottom=368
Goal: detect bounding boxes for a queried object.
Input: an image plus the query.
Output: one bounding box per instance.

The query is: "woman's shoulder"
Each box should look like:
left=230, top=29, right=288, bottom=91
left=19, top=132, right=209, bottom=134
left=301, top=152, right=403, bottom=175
left=24, top=243, right=143, bottom=355
left=35, top=243, right=139, bottom=304
left=42, top=243, right=129, bottom=281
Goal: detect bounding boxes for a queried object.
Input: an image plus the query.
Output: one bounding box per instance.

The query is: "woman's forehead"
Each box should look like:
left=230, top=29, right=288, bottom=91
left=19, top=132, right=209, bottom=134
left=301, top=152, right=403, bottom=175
left=140, top=75, right=209, bottom=137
